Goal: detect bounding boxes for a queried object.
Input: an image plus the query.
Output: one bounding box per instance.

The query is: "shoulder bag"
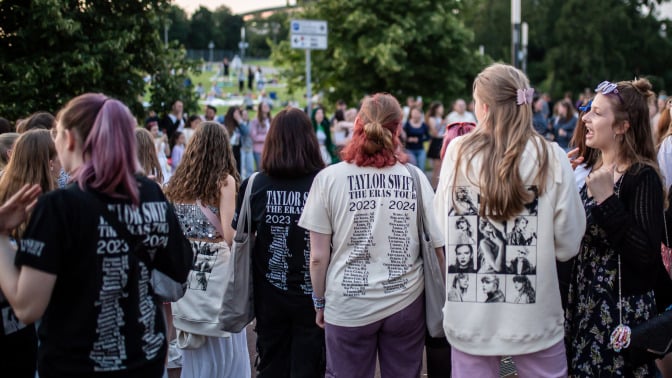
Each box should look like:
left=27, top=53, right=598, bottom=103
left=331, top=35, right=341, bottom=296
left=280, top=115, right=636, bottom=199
left=629, top=209, right=672, bottom=362
left=404, top=164, right=446, bottom=338
left=172, top=197, right=236, bottom=346
left=219, top=172, right=258, bottom=333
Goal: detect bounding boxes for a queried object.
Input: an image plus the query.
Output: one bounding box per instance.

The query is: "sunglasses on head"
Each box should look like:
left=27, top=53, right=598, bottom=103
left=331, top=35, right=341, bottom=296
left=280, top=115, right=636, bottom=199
left=578, top=100, right=592, bottom=113
left=595, top=81, right=624, bottom=104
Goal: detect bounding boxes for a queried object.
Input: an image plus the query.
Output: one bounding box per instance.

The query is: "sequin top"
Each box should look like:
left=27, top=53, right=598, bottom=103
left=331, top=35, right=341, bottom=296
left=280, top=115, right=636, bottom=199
left=172, top=202, right=222, bottom=240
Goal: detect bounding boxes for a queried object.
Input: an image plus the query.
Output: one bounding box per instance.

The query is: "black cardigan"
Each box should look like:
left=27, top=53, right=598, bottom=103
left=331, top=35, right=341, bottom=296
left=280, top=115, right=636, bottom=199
left=591, top=164, right=664, bottom=297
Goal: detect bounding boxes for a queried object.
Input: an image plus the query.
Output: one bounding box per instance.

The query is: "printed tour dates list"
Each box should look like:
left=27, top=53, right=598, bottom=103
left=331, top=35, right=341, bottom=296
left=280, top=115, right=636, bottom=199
left=343, top=173, right=417, bottom=297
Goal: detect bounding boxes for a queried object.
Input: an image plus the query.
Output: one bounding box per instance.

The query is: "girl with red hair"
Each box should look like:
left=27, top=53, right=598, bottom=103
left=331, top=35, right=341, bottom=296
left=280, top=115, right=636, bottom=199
left=299, top=93, right=445, bottom=378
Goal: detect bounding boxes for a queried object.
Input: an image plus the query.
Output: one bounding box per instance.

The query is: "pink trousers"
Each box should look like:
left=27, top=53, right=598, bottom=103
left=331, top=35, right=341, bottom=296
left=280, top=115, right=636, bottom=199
left=451, top=339, right=568, bottom=378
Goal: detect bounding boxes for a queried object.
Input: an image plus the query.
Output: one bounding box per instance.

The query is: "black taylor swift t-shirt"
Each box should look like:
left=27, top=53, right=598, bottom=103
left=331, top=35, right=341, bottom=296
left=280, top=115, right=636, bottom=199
left=232, top=172, right=318, bottom=297
left=15, top=177, right=192, bottom=376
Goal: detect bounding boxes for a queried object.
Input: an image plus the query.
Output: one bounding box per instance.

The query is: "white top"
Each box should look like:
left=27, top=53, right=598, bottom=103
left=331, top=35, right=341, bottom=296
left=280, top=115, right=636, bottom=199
left=182, top=128, right=196, bottom=144
left=573, top=163, right=591, bottom=190
left=435, top=136, right=585, bottom=356
left=168, top=113, right=185, bottom=132
left=658, top=135, right=672, bottom=189
left=445, top=111, right=477, bottom=125
left=299, top=162, right=444, bottom=327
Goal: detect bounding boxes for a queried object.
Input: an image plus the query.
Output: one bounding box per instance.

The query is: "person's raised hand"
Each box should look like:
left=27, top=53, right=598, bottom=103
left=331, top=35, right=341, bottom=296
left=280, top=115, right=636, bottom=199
left=586, top=165, right=615, bottom=204
left=0, top=184, right=41, bottom=234
left=567, top=148, right=585, bottom=170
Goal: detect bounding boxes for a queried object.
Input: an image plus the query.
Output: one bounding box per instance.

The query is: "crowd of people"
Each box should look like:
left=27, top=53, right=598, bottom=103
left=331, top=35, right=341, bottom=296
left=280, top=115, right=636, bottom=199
left=0, top=62, right=671, bottom=378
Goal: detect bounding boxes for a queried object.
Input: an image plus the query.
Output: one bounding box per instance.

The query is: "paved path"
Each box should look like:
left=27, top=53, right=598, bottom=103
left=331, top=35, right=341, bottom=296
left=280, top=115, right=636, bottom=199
left=169, top=322, right=518, bottom=377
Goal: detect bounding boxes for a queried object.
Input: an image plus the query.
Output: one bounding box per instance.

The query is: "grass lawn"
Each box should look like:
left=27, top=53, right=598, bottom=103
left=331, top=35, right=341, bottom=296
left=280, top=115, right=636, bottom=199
left=188, top=59, right=307, bottom=117
left=143, top=59, right=308, bottom=120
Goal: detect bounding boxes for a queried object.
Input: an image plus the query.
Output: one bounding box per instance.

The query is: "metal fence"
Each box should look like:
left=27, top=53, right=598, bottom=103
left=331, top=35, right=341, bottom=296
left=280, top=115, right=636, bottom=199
left=185, top=49, right=264, bottom=62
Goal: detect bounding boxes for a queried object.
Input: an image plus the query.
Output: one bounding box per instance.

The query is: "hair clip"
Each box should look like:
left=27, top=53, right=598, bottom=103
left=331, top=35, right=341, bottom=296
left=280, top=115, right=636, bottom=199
left=578, top=99, right=592, bottom=113
left=516, top=88, right=534, bottom=105
left=595, top=81, right=624, bottom=103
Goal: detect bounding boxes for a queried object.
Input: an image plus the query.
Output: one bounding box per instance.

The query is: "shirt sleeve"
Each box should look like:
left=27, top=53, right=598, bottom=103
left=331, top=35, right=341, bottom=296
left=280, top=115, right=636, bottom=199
left=152, top=198, right=193, bottom=283
left=298, top=173, right=332, bottom=235
left=657, top=136, right=672, bottom=189
left=552, top=145, right=586, bottom=262
left=15, top=194, right=67, bottom=275
left=592, top=166, right=664, bottom=274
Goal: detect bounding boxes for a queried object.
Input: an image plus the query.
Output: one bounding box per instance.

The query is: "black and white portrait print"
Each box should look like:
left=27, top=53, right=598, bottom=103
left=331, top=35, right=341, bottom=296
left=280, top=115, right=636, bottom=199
left=447, top=273, right=477, bottom=302
left=188, top=242, right=220, bottom=291
left=506, top=215, right=537, bottom=246
left=448, top=244, right=478, bottom=273
left=449, top=215, right=477, bottom=245
left=505, top=246, right=536, bottom=275
left=477, top=218, right=507, bottom=273
left=506, top=275, right=536, bottom=304
left=447, top=185, right=541, bottom=305
left=522, top=186, right=539, bottom=215
left=477, top=274, right=506, bottom=303
left=448, top=187, right=479, bottom=216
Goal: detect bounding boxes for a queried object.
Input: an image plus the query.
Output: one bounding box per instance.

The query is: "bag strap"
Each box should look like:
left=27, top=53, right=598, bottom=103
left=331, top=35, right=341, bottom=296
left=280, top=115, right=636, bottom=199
left=664, top=209, right=670, bottom=247
left=196, top=199, right=224, bottom=237
left=234, top=172, right=259, bottom=241
left=81, top=189, right=152, bottom=269
left=403, top=164, right=427, bottom=242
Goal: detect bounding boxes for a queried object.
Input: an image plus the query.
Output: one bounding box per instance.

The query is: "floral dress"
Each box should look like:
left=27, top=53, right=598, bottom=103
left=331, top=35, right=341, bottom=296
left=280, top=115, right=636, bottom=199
left=565, top=178, right=656, bottom=377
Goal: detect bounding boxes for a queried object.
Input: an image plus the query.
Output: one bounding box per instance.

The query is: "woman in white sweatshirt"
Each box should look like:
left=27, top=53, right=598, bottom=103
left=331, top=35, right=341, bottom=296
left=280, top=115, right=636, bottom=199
left=435, top=63, right=585, bottom=377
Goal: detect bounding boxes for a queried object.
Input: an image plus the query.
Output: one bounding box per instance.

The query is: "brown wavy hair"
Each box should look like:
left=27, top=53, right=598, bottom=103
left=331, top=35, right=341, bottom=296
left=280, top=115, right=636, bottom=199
left=569, top=97, right=599, bottom=168
left=603, top=78, right=660, bottom=175
left=453, top=63, right=550, bottom=222
left=164, top=121, right=240, bottom=206
left=0, top=129, right=57, bottom=238
left=134, top=128, right=163, bottom=184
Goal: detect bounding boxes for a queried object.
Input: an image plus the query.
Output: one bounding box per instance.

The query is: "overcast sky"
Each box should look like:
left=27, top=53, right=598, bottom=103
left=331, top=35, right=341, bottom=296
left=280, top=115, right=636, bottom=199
left=174, top=0, right=672, bottom=21
left=174, top=0, right=287, bottom=15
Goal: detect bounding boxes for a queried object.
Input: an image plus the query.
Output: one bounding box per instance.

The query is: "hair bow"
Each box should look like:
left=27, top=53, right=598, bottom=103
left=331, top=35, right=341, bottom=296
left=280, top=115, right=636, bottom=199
left=516, top=88, right=535, bottom=105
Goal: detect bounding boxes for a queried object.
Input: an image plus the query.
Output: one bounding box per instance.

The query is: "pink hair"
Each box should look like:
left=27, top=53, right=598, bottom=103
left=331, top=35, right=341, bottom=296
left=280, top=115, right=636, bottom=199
left=440, top=122, right=477, bottom=160
left=61, top=94, right=140, bottom=205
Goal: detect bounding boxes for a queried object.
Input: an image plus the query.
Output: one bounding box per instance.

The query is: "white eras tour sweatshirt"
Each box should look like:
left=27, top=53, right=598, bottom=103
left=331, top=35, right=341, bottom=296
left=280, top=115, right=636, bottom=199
left=434, top=136, right=585, bottom=356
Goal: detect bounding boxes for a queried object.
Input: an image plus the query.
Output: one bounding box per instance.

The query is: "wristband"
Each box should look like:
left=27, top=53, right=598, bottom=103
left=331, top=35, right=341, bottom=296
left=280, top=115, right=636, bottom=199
left=311, top=292, right=325, bottom=310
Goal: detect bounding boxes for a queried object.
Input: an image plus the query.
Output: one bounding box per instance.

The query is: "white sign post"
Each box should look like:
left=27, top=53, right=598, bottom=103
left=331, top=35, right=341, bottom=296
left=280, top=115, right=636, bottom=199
left=290, top=19, right=328, bottom=113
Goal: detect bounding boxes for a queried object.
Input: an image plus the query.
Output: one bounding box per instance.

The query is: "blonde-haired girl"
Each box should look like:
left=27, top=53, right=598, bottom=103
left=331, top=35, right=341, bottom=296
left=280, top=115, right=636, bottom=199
left=435, top=63, right=585, bottom=377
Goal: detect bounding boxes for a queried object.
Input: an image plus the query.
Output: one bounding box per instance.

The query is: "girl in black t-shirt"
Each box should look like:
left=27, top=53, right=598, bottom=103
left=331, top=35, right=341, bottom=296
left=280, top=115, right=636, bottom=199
left=232, top=108, right=326, bottom=377
left=0, top=93, right=192, bottom=378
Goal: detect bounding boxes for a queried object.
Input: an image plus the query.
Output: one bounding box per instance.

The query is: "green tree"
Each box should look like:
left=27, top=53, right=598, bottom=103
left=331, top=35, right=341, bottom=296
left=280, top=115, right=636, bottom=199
left=547, top=0, right=672, bottom=95
left=149, top=43, right=200, bottom=118
left=187, top=6, right=215, bottom=49
left=0, top=0, right=198, bottom=122
left=167, top=4, right=190, bottom=47
left=212, top=6, right=244, bottom=52
left=246, top=11, right=290, bottom=58
left=270, top=0, right=488, bottom=107
left=462, top=0, right=672, bottom=97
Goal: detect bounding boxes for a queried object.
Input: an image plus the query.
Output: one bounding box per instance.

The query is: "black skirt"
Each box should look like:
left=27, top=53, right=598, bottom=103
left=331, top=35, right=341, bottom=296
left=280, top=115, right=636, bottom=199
left=427, top=137, right=443, bottom=159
